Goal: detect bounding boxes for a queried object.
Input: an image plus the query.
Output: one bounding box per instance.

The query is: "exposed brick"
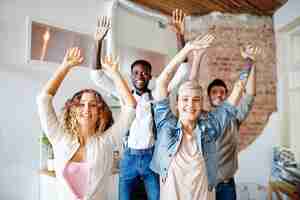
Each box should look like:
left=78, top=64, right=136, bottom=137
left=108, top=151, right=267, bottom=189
left=188, top=13, right=277, bottom=151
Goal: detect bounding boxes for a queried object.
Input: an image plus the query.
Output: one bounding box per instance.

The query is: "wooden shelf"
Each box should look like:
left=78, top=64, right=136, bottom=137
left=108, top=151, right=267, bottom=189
left=39, top=169, right=56, bottom=177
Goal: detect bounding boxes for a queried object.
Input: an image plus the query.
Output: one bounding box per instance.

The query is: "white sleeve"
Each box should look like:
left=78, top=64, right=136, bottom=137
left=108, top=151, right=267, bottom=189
left=106, top=106, right=136, bottom=147
left=36, top=92, right=62, bottom=145
left=167, top=62, right=190, bottom=92
left=90, top=69, right=119, bottom=100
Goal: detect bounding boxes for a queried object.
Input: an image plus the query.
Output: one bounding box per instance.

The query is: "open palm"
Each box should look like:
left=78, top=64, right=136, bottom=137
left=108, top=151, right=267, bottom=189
left=101, top=55, right=119, bottom=74
left=95, top=16, right=111, bottom=41
left=240, top=45, right=261, bottom=61
left=169, top=9, right=186, bottom=35
left=62, top=47, right=84, bottom=68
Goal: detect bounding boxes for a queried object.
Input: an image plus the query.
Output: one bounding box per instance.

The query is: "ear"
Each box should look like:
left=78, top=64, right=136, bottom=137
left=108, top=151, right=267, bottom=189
left=174, top=102, right=179, bottom=117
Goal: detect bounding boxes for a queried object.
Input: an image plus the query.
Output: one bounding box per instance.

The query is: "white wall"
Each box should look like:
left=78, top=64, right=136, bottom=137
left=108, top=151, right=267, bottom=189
left=0, top=1, right=177, bottom=199
left=236, top=0, right=300, bottom=189
left=274, top=0, right=300, bottom=162
left=1, top=0, right=299, bottom=199
left=116, top=6, right=177, bottom=57
left=274, top=0, right=300, bottom=30
left=0, top=0, right=101, bottom=199
left=235, top=0, right=300, bottom=189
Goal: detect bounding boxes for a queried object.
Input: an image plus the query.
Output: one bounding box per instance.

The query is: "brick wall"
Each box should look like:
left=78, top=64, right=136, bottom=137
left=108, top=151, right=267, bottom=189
left=187, top=13, right=277, bottom=150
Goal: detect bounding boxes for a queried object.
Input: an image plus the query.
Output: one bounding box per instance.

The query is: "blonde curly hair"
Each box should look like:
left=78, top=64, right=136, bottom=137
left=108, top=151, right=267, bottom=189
left=60, top=89, right=114, bottom=138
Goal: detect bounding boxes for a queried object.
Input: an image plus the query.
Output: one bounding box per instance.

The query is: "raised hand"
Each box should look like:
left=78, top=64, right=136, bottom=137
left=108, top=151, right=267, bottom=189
left=62, top=47, right=84, bottom=68
left=101, top=54, right=119, bottom=74
left=186, top=33, right=215, bottom=52
left=238, top=45, right=261, bottom=81
left=95, top=16, right=111, bottom=41
left=240, top=45, right=261, bottom=61
left=169, top=9, right=186, bottom=35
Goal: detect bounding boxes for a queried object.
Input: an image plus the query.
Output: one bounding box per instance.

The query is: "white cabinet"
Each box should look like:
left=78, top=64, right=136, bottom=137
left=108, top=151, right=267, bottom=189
left=40, top=171, right=59, bottom=200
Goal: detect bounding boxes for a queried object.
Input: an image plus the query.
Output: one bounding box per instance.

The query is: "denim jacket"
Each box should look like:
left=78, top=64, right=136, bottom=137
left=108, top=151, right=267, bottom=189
left=149, top=98, right=238, bottom=190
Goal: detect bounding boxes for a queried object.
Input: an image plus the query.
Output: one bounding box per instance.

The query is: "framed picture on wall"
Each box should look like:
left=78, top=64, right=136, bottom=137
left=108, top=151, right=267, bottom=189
left=25, top=17, right=94, bottom=67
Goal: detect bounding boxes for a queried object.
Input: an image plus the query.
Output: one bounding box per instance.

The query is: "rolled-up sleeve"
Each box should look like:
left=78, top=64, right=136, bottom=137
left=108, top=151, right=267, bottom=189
left=236, top=94, right=254, bottom=123
left=36, top=92, right=62, bottom=145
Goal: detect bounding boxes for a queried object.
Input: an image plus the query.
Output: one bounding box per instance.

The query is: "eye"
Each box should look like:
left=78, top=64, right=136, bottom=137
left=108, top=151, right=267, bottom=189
left=181, top=97, right=188, bottom=102
left=211, top=90, right=218, bottom=95
left=89, top=103, right=98, bottom=108
left=142, top=72, right=149, bottom=76
left=79, top=103, right=85, bottom=107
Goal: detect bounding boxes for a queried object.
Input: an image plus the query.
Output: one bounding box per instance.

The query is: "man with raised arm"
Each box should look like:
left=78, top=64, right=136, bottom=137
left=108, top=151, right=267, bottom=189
left=150, top=33, right=261, bottom=199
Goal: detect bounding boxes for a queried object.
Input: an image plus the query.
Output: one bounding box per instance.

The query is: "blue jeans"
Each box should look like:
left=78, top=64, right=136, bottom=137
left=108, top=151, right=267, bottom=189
left=119, top=147, right=159, bottom=200
left=216, top=178, right=237, bottom=200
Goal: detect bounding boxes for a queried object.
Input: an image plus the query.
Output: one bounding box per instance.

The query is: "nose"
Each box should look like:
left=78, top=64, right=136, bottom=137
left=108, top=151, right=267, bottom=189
left=136, top=73, right=142, bottom=79
left=216, top=91, right=223, bottom=97
left=187, top=99, right=195, bottom=107
left=136, top=72, right=144, bottom=80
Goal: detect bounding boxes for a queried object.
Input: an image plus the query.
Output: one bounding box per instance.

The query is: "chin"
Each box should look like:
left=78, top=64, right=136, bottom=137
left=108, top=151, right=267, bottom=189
left=212, top=101, right=222, bottom=107
left=181, top=114, right=198, bottom=122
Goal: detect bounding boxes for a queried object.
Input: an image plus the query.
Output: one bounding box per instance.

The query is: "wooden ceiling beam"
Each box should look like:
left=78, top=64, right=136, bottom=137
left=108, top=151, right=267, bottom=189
left=128, top=0, right=288, bottom=17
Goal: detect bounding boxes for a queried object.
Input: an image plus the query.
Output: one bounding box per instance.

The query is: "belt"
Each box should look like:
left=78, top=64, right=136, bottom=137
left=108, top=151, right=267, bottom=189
left=126, top=147, right=154, bottom=155
left=219, top=177, right=234, bottom=184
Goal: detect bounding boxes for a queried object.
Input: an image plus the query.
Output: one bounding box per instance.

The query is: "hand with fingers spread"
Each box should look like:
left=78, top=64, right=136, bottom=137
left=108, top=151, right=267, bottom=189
left=62, top=47, right=84, bottom=68
left=185, top=33, right=215, bottom=54
left=187, top=34, right=215, bottom=81
left=240, top=45, right=262, bottom=61
left=100, top=54, right=136, bottom=108
left=43, top=47, right=84, bottom=96
left=95, top=16, right=111, bottom=41
left=93, top=16, right=111, bottom=70
left=101, top=55, right=120, bottom=74
left=169, top=9, right=187, bottom=52
left=169, top=8, right=186, bottom=35
left=239, top=45, right=261, bottom=80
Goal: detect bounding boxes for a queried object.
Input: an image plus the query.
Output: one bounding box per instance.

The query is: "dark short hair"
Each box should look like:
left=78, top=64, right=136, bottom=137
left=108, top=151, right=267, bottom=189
left=131, top=59, right=152, bottom=72
left=207, top=79, right=228, bottom=95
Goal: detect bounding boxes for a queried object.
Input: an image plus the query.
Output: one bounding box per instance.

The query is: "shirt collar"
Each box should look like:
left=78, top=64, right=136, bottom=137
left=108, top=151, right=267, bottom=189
left=132, top=88, right=151, bottom=97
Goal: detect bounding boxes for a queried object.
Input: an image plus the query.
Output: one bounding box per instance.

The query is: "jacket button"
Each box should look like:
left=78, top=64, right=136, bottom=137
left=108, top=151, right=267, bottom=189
left=168, top=153, right=172, bottom=157
left=164, top=168, right=167, bottom=171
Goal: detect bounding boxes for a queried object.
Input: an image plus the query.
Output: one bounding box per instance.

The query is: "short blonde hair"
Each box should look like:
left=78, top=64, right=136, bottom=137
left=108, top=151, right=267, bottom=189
left=178, top=80, right=203, bottom=97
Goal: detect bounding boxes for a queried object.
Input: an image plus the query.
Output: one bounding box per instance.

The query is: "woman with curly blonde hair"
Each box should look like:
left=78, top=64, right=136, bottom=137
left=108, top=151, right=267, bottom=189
left=61, top=88, right=114, bottom=139
left=37, top=46, right=136, bottom=200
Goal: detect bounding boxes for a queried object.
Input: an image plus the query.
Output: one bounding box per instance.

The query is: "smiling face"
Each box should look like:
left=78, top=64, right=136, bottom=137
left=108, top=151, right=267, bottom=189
left=77, top=92, right=100, bottom=131
left=177, top=81, right=203, bottom=123
left=131, top=62, right=152, bottom=94
left=208, top=86, right=227, bottom=107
